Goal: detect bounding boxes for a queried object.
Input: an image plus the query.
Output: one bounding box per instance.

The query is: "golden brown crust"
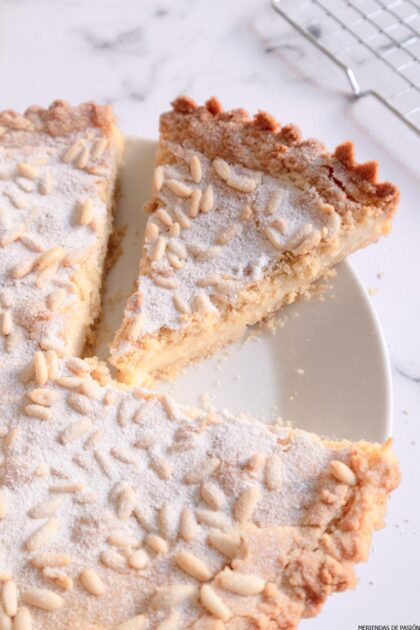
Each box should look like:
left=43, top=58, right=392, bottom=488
left=163, top=96, right=399, bottom=213
left=0, top=100, right=115, bottom=137
left=222, top=440, right=400, bottom=629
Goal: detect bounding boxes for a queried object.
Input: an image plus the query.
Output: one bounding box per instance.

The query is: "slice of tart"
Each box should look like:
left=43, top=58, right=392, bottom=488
left=110, top=97, right=399, bottom=384
left=0, top=351, right=399, bottom=629
left=0, top=100, right=122, bottom=372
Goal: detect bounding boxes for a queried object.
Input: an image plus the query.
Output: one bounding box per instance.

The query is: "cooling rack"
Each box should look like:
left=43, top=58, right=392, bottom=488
left=271, top=0, right=420, bottom=136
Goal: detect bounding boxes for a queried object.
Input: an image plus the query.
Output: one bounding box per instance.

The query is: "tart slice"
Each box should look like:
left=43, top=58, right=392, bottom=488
left=0, top=100, right=122, bottom=372
left=110, top=97, right=399, bottom=384
left=0, top=352, right=399, bottom=629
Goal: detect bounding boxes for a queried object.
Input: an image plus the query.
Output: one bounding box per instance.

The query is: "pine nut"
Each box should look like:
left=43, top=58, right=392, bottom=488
left=200, top=185, right=214, bottom=213
left=146, top=535, right=168, bottom=554
left=153, top=166, right=164, bottom=193
left=76, top=145, right=90, bottom=169
left=193, top=292, right=219, bottom=316
left=190, top=155, right=202, bottom=183
left=213, top=158, right=231, bottom=181
left=233, top=486, right=261, bottom=523
left=46, top=350, right=58, bottom=381
left=241, top=205, right=253, bottom=220
left=152, top=458, right=172, bottom=480
left=17, top=162, right=38, bottom=180
left=128, top=549, right=149, bottom=570
left=145, top=222, right=159, bottom=243
left=264, top=226, right=283, bottom=250
left=208, top=531, right=242, bottom=558
left=30, top=552, right=71, bottom=569
left=13, top=606, right=32, bottom=630
left=36, top=246, right=65, bottom=271
left=200, top=584, right=231, bottom=621
left=80, top=569, right=105, bottom=596
left=1, top=311, right=11, bottom=336
left=173, top=294, right=191, bottom=315
left=42, top=568, right=72, bottom=592
left=39, top=171, right=53, bottom=195
left=218, top=568, right=265, bottom=595
left=272, top=218, right=288, bottom=234
left=100, top=550, right=129, bottom=574
left=10, top=258, right=34, bottom=279
left=180, top=508, right=198, bottom=541
left=77, top=199, right=93, bottom=225
left=1, top=223, right=25, bottom=247
left=150, top=236, right=167, bottom=262
left=195, top=510, right=230, bottom=530
left=226, top=175, right=256, bottom=193
left=176, top=551, right=212, bottom=582
left=2, top=580, right=17, bottom=617
left=26, top=519, right=59, bottom=551
left=329, top=460, right=357, bottom=486
left=189, top=189, right=202, bottom=217
left=265, top=454, right=283, bottom=490
left=22, top=588, right=63, bottom=612
left=173, top=206, right=191, bottom=229
left=266, top=189, right=283, bottom=215
left=165, top=179, right=193, bottom=198
left=24, top=404, right=52, bottom=421
left=62, top=141, right=82, bottom=163
left=200, top=483, right=225, bottom=511
left=156, top=208, right=173, bottom=227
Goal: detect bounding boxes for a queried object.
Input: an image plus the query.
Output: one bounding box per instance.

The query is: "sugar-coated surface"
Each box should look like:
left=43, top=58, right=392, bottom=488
left=0, top=124, right=118, bottom=423
left=112, top=142, right=340, bottom=352
left=0, top=354, right=366, bottom=629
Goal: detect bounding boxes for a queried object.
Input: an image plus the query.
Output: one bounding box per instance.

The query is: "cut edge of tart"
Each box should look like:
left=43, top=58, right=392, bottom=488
left=0, top=100, right=123, bottom=371
left=109, top=96, right=399, bottom=385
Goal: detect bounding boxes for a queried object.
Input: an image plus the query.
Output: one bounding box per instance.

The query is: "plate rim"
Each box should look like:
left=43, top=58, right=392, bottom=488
left=338, top=259, right=393, bottom=439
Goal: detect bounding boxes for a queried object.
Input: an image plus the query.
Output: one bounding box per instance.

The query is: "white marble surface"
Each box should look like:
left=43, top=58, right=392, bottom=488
left=1, top=0, right=419, bottom=627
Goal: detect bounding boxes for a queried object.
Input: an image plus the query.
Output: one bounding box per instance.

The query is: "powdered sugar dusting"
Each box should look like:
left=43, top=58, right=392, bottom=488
left=0, top=355, right=354, bottom=627
left=0, top=125, right=118, bottom=377
left=112, top=142, right=339, bottom=351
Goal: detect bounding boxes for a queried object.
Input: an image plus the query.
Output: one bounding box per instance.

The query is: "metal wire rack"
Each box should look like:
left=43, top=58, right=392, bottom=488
left=271, top=0, right=420, bottom=136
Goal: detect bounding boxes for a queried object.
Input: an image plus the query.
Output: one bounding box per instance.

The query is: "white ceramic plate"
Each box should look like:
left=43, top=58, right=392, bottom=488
left=95, top=137, right=392, bottom=443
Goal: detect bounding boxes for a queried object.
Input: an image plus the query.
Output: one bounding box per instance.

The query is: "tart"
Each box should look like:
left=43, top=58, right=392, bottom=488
left=110, top=96, right=399, bottom=384
left=0, top=100, right=122, bottom=369
left=0, top=99, right=400, bottom=629
left=0, top=351, right=399, bottom=629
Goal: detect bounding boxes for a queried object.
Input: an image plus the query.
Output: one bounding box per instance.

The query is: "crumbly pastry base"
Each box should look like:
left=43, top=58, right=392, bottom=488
left=110, top=96, right=398, bottom=384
